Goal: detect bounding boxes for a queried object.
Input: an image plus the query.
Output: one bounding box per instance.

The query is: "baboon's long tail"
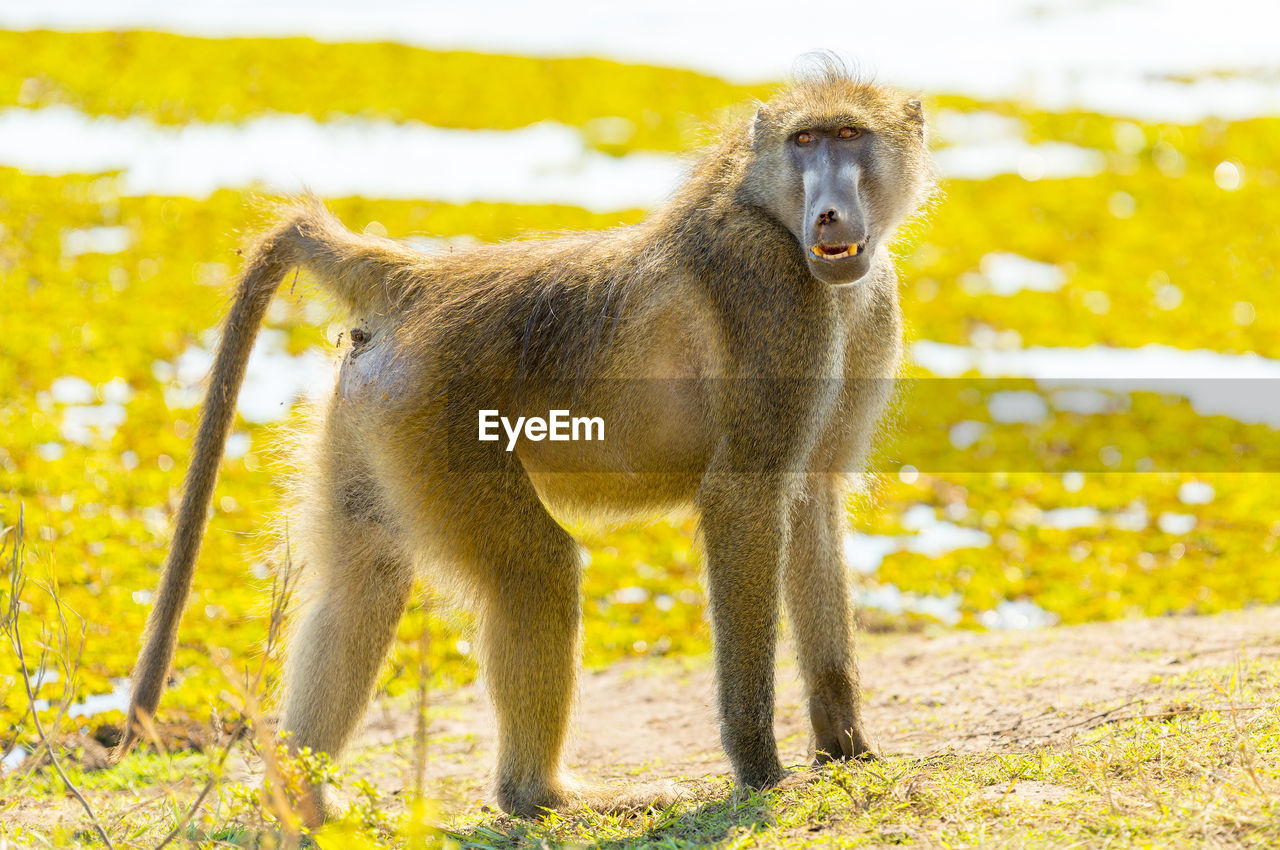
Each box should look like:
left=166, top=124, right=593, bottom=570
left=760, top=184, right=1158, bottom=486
left=116, top=201, right=425, bottom=758
left=115, top=214, right=304, bottom=758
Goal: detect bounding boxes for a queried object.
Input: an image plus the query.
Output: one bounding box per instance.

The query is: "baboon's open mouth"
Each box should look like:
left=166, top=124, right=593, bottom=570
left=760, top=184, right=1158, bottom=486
left=809, top=242, right=863, bottom=261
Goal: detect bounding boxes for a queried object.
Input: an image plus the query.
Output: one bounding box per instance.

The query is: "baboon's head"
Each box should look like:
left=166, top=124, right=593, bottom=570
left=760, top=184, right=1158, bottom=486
left=746, top=67, right=935, bottom=287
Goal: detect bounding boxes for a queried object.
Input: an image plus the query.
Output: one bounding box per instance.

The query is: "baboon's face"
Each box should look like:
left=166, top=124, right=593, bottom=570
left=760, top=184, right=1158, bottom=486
left=787, top=123, right=876, bottom=286
left=751, top=89, right=930, bottom=287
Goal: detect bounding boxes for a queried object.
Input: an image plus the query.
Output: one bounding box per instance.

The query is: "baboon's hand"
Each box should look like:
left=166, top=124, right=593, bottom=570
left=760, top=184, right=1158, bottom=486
left=810, top=684, right=876, bottom=763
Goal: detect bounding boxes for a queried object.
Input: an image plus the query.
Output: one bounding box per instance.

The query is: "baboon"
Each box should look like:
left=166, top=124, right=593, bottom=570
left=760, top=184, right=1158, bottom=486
left=118, top=65, right=935, bottom=819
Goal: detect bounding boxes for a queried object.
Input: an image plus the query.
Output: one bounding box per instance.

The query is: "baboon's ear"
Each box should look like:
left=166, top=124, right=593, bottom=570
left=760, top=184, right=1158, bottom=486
left=749, top=105, right=770, bottom=146
left=904, top=98, right=925, bottom=135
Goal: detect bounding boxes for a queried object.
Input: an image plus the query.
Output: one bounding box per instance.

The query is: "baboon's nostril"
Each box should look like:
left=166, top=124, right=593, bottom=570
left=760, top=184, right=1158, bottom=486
left=817, top=209, right=839, bottom=226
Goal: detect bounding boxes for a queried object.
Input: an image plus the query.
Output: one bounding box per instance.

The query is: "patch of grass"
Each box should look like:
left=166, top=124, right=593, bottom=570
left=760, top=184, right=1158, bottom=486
left=9, top=645, right=1276, bottom=850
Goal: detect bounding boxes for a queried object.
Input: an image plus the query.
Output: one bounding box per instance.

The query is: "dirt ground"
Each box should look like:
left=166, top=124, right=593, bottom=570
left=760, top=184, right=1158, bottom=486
left=350, top=605, right=1280, bottom=811
left=6, top=606, right=1279, bottom=833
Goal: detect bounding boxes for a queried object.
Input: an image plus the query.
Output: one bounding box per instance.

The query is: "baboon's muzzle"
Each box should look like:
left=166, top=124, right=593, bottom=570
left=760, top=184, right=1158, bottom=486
left=802, top=155, right=871, bottom=285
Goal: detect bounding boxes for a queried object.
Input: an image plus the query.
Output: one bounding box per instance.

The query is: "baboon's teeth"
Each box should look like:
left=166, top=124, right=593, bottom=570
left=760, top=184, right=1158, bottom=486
left=810, top=243, right=858, bottom=261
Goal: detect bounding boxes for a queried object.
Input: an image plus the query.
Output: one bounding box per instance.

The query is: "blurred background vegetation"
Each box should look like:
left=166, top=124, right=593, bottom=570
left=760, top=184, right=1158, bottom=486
left=2, top=28, right=1278, bottom=748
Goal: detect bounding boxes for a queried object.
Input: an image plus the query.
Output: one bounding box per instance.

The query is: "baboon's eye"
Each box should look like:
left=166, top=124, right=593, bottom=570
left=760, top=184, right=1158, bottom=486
left=795, top=131, right=814, bottom=146
left=838, top=126, right=862, bottom=140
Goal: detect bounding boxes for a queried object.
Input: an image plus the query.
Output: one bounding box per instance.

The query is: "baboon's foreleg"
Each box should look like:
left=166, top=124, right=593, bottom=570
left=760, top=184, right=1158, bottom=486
left=698, top=471, right=787, bottom=789
left=279, top=511, right=414, bottom=821
left=784, top=478, right=874, bottom=762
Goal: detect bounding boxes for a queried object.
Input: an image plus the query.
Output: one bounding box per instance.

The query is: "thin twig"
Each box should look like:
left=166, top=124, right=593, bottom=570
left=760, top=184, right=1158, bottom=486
left=412, top=601, right=431, bottom=805
left=4, top=506, right=116, bottom=849
left=1048, top=699, right=1147, bottom=734
left=10, top=586, right=86, bottom=793
left=0, top=522, right=33, bottom=763
left=109, top=783, right=194, bottom=829
left=1084, top=704, right=1266, bottom=730
left=245, top=675, right=304, bottom=847
left=152, top=715, right=249, bottom=850
left=155, top=541, right=299, bottom=849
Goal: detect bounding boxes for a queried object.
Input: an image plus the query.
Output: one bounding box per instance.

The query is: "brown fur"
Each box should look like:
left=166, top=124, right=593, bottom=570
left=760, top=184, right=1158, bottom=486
left=117, top=66, right=935, bottom=820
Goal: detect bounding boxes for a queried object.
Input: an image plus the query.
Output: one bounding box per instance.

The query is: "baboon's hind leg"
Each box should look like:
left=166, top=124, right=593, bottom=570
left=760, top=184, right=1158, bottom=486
left=280, top=469, right=414, bottom=823
left=379, top=449, right=582, bottom=816
left=378, top=444, right=678, bottom=818
left=479, top=519, right=581, bottom=817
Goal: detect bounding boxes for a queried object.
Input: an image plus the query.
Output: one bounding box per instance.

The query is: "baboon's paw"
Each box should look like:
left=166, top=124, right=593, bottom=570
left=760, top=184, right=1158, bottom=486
left=282, top=783, right=330, bottom=830
left=738, top=762, right=789, bottom=791
left=571, top=779, right=685, bottom=814
left=497, top=780, right=682, bottom=819
left=496, top=785, right=566, bottom=819
left=725, top=768, right=809, bottom=805
left=772, top=769, right=819, bottom=792
left=814, top=746, right=881, bottom=767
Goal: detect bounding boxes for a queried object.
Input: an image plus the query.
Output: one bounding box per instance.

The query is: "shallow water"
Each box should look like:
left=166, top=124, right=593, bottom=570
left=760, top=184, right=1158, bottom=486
left=932, top=141, right=1105, bottom=182
left=31, top=677, right=131, bottom=719
left=0, top=107, right=684, bottom=211
left=0, top=106, right=1108, bottom=207
left=912, top=341, right=1280, bottom=428
left=961, top=252, right=1068, bottom=297
left=0, top=745, right=27, bottom=773
left=158, top=328, right=331, bottom=424
left=60, top=225, right=131, bottom=258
